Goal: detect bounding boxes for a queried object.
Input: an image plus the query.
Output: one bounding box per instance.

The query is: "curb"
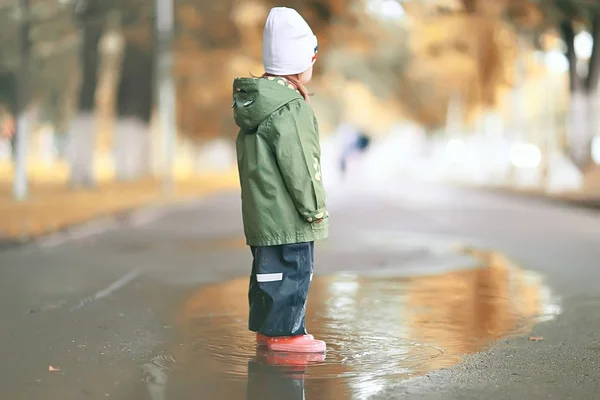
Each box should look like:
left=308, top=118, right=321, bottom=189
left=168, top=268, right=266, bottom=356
left=0, top=197, right=206, bottom=251
left=457, top=184, right=600, bottom=211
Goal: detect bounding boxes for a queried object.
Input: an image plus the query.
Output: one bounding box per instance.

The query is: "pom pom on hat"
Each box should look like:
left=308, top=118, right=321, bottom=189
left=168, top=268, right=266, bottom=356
left=262, top=7, right=318, bottom=76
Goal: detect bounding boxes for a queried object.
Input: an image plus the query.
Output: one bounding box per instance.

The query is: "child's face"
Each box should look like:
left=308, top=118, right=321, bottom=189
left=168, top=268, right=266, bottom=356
left=299, top=66, right=313, bottom=84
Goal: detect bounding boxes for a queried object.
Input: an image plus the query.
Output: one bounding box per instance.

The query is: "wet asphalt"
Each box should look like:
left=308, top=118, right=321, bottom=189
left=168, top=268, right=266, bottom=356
left=1, top=180, right=600, bottom=399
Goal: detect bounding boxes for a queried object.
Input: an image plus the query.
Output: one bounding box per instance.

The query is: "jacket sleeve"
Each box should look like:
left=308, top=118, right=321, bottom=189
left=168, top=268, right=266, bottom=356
left=269, top=100, right=329, bottom=223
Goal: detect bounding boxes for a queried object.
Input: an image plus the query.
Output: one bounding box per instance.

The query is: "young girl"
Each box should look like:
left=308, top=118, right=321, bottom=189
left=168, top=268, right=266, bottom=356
left=232, top=7, right=328, bottom=353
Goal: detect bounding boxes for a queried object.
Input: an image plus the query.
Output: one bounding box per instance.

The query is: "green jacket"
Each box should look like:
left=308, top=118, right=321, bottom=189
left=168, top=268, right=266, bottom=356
left=233, top=77, right=329, bottom=247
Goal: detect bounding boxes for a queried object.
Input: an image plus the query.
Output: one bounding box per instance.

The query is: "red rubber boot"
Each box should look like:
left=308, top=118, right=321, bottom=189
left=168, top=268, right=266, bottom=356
left=266, top=335, right=326, bottom=353
left=256, top=332, right=313, bottom=347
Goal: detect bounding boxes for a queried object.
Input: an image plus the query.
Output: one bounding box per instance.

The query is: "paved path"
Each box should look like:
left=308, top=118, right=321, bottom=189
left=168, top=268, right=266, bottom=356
left=1, top=181, right=599, bottom=399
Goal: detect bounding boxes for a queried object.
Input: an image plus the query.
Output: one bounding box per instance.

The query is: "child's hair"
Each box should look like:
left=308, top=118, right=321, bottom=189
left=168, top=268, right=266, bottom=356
left=255, top=72, right=312, bottom=103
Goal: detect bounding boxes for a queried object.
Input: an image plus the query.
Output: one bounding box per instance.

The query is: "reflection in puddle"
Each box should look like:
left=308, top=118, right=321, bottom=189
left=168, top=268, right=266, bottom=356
left=158, top=252, right=559, bottom=399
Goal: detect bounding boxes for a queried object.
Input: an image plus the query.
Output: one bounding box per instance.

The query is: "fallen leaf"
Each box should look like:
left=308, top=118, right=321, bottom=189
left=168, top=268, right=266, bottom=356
left=528, top=336, right=544, bottom=342
left=48, top=365, right=60, bottom=372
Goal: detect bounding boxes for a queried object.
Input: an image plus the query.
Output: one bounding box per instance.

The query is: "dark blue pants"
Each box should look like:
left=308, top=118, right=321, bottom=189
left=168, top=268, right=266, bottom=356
left=248, top=242, right=314, bottom=337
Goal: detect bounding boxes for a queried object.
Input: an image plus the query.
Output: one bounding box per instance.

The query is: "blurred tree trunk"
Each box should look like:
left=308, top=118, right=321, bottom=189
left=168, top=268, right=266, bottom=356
left=95, top=11, right=123, bottom=140
left=509, top=33, right=527, bottom=184
left=0, top=72, right=18, bottom=160
left=113, top=39, right=154, bottom=181
left=13, top=0, right=32, bottom=201
left=68, top=21, right=102, bottom=188
left=69, top=0, right=154, bottom=185
left=112, top=0, right=154, bottom=182
left=0, top=3, right=20, bottom=163
left=561, top=12, right=600, bottom=170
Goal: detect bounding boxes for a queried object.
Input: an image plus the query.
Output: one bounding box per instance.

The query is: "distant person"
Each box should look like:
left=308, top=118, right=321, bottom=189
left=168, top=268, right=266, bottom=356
left=233, top=7, right=327, bottom=353
left=0, top=112, right=16, bottom=163
left=0, top=112, right=14, bottom=139
left=337, top=124, right=371, bottom=177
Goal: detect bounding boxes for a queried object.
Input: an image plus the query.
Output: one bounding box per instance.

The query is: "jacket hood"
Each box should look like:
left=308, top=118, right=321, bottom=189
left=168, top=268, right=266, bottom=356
left=232, top=77, right=303, bottom=132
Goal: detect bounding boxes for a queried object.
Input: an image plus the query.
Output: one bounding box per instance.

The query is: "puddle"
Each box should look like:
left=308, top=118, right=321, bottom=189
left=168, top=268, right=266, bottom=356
left=150, top=253, right=559, bottom=399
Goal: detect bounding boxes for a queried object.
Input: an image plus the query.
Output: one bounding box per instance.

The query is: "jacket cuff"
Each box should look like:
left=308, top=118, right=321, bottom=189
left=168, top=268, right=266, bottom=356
left=305, top=209, right=330, bottom=223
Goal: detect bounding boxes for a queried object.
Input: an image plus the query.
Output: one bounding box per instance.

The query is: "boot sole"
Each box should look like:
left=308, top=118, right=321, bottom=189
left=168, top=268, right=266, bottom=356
left=267, top=340, right=326, bottom=353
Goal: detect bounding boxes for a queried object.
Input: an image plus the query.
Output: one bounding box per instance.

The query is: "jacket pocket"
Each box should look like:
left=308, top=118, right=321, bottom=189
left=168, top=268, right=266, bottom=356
left=310, top=221, right=326, bottom=231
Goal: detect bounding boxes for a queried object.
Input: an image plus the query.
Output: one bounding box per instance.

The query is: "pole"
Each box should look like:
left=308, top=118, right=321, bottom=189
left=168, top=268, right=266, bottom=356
left=13, top=0, right=31, bottom=201
left=513, top=36, right=525, bottom=144
left=155, top=0, right=176, bottom=195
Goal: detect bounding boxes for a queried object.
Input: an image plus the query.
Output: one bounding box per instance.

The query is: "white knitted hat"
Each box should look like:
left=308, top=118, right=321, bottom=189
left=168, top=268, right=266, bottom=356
left=262, top=7, right=318, bottom=76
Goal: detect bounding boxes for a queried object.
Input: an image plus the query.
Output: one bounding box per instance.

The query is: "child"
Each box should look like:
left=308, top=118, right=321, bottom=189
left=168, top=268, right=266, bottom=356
left=232, top=7, right=328, bottom=353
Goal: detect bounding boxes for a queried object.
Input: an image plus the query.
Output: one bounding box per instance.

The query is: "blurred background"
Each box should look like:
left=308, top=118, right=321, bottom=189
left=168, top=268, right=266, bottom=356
left=1, top=0, right=600, bottom=238
left=2, top=3, right=599, bottom=397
